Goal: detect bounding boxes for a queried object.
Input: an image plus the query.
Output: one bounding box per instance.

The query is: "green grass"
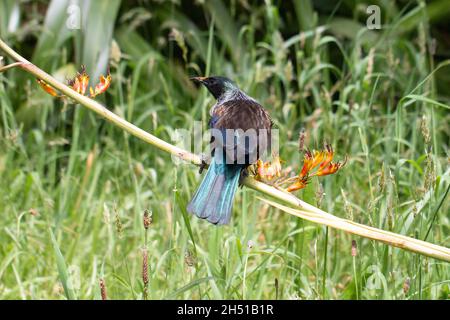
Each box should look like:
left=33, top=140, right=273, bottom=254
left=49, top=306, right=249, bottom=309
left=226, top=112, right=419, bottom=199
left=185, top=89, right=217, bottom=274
left=0, top=0, right=449, bottom=300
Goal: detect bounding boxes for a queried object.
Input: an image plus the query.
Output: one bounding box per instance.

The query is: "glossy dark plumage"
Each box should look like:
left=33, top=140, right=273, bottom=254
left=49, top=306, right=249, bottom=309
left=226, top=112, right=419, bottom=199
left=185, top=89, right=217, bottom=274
left=213, top=99, right=272, bottom=134
left=187, top=76, right=272, bottom=225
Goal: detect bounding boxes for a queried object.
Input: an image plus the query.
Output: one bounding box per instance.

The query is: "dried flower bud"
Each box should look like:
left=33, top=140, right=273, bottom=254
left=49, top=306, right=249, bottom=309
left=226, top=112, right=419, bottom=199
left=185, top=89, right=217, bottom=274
left=29, top=208, right=39, bottom=216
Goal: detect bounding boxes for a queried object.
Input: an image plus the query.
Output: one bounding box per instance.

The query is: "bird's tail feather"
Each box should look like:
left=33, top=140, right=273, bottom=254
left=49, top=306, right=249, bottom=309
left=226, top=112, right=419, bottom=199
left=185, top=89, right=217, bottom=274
left=187, top=159, right=241, bottom=225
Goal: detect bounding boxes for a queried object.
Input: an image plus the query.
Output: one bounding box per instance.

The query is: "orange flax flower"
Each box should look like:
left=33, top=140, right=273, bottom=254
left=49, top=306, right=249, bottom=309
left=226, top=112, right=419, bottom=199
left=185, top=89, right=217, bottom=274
left=68, top=65, right=90, bottom=95
left=256, top=156, right=283, bottom=181
left=316, top=144, right=334, bottom=173
left=315, top=162, right=343, bottom=176
left=286, top=176, right=309, bottom=192
left=299, top=149, right=325, bottom=178
left=256, top=159, right=276, bottom=181
left=35, top=65, right=112, bottom=100
left=36, top=79, right=59, bottom=97
left=314, top=145, right=346, bottom=177
left=272, top=155, right=282, bottom=177
left=90, top=69, right=111, bottom=98
left=286, top=144, right=346, bottom=192
left=256, top=159, right=267, bottom=179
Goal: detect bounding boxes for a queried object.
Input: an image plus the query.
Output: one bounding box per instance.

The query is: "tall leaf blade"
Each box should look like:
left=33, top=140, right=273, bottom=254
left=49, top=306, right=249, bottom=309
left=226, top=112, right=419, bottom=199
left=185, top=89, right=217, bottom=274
left=80, top=0, right=121, bottom=80
left=49, top=229, right=77, bottom=300
left=32, top=0, right=72, bottom=69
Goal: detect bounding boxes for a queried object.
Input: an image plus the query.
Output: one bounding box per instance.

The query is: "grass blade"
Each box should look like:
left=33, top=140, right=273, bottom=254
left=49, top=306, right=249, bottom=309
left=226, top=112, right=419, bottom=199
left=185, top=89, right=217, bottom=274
left=49, top=228, right=77, bottom=300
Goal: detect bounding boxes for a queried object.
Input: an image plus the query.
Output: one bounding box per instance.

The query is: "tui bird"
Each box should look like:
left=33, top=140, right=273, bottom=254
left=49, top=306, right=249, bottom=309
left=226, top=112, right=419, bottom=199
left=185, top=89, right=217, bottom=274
left=187, top=76, right=272, bottom=225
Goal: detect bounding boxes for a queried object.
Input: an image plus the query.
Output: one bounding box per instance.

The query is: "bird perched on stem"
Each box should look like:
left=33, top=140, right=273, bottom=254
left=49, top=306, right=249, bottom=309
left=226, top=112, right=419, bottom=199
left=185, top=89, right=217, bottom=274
left=188, top=76, right=272, bottom=225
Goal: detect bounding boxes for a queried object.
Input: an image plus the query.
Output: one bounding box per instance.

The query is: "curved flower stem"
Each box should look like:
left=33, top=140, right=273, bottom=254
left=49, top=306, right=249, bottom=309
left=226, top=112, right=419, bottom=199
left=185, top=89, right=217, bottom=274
left=0, top=62, right=24, bottom=73
left=1, top=38, right=449, bottom=262
left=261, top=198, right=450, bottom=262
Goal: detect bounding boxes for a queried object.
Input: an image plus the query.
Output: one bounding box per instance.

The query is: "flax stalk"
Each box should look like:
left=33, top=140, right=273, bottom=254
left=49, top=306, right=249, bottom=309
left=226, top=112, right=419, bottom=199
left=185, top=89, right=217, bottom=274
left=1, top=38, right=449, bottom=262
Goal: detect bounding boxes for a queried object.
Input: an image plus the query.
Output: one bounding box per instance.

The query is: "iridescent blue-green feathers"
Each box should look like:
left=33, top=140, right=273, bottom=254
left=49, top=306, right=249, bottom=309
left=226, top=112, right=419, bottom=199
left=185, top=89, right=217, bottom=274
left=187, top=157, right=243, bottom=225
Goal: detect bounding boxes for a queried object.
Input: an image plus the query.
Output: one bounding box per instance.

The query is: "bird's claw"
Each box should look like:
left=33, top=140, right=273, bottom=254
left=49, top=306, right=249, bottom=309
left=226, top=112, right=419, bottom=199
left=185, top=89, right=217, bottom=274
left=239, top=167, right=250, bottom=186
left=199, top=157, right=209, bottom=174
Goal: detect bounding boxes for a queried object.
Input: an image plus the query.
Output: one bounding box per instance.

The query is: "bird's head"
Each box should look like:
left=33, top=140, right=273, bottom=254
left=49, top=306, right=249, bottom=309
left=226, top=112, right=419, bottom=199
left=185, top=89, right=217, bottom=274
left=190, top=76, right=238, bottom=99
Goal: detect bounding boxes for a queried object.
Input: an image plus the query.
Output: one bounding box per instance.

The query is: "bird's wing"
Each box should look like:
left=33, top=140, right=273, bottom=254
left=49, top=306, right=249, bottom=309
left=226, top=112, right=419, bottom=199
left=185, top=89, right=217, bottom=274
left=212, top=99, right=272, bottom=131
left=210, top=99, right=272, bottom=164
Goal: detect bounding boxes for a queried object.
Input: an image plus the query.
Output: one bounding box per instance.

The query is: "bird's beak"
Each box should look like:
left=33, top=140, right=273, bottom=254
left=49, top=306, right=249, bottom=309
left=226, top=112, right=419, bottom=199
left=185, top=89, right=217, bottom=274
left=190, top=76, right=207, bottom=84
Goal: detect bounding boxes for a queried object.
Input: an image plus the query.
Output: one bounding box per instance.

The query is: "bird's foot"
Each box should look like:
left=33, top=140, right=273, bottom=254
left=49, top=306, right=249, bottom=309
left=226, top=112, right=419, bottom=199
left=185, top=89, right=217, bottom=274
left=199, top=156, right=210, bottom=174
left=239, top=167, right=250, bottom=186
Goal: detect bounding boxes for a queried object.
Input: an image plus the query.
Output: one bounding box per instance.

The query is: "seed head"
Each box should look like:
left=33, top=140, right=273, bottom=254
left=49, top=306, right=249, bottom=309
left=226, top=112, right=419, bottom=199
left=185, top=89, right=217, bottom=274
left=315, top=183, right=324, bottom=208
left=143, top=210, right=152, bottom=230
left=341, top=189, right=354, bottom=221
left=114, top=204, right=123, bottom=238
left=298, top=129, right=306, bottom=153
left=142, top=248, right=149, bottom=286
left=420, top=115, right=431, bottom=145
left=142, top=248, right=149, bottom=300
left=99, top=278, right=107, bottom=300
left=184, top=250, right=197, bottom=267
left=403, top=277, right=410, bottom=295
left=424, top=151, right=435, bottom=191
left=351, top=240, right=357, bottom=257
